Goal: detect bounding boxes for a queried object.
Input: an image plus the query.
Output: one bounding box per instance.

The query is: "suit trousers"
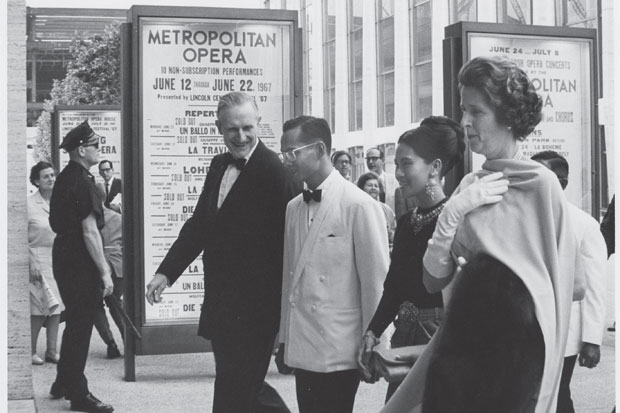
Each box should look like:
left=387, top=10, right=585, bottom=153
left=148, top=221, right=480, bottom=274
left=210, top=325, right=279, bottom=413
left=557, top=355, right=577, bottom=413
left=295, top=368, right=361, bottom=413
left=54, top=278, right=99, bottom=400
left=53, top=236, right=102, bottom=401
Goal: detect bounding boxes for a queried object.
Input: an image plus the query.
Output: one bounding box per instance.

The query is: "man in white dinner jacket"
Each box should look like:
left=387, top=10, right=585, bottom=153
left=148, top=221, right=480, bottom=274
left=532, top=151, right=607, bottom=413
left=277, top=115, right=389, bottom=413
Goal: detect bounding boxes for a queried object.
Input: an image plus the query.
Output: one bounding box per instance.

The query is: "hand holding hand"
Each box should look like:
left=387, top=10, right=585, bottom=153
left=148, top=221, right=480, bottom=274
left=357, top=331, right=381, bottom=383
left=578, top=343, right=600, bottom=368
left=146, top=273, right=169, bottom=305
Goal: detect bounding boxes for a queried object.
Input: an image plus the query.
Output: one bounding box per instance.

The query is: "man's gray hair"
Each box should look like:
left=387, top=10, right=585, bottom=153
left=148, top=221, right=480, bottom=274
left=217, top=91, right=259, bottom=118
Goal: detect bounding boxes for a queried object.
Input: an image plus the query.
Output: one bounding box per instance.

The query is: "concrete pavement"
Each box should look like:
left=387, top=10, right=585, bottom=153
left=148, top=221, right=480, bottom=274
left=29, top=318, right=615, bottom=412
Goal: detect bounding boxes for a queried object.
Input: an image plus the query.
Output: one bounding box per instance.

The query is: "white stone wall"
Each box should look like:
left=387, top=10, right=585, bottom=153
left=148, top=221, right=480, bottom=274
left=6, top=0, right=34, bottom=404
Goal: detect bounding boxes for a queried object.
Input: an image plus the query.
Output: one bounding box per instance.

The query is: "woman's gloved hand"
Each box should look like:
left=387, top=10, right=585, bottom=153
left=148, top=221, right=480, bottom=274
left=424, top=172, right=509, bottom=283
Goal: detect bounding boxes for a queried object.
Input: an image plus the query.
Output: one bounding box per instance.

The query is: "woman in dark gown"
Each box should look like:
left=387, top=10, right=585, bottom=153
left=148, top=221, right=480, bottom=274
left=357, top=116, right=464, bottom=401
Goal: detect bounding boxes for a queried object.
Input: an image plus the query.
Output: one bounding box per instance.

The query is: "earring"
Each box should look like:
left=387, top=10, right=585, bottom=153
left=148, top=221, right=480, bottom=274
left=425, top=181, right=438, bottom=201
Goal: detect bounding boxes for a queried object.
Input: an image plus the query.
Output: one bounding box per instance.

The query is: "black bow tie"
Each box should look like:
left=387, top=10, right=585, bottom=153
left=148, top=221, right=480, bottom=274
left=303, top=189, right=322, bottom=203
left=223, top=153, right=247, bottom=170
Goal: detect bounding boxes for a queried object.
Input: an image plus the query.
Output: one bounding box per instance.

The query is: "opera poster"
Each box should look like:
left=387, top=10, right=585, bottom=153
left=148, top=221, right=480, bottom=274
left=139, top=17, right=292, bottom=322
left=468, top=34, right=593, bottom=212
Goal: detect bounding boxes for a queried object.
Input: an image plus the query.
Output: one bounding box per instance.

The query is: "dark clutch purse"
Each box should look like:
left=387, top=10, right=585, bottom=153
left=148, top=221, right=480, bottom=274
left=370, top=344, right=427, bottom=383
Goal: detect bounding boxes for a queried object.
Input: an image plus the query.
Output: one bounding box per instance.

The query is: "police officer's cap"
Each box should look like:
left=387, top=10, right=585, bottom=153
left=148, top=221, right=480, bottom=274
left=59, top=120, right=98, bottom=151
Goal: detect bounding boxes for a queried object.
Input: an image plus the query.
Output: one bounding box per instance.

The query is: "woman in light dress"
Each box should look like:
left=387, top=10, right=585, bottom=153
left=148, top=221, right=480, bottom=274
left=28, top=161, right=65, bottom=365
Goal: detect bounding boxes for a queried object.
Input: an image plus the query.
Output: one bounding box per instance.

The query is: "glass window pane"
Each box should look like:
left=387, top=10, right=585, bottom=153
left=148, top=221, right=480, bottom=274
left=352, top=30, right=363, bottom=80
left=505, top=0, right=531, bottom=24
left=566, top=0, right=597, bottom=27
left=378, top=17, right=394, bottom=72
left=415, top=63, right=432, bottom=120
left=384, top=72, right=395, bottom=126
left=329, top=89, right=336, bottom=131
left=377, top=0, right=394, bottom=127
left=453, top=0, right=477, bottom=22
left=326, top=0, right=337, bottom=40
left=328, top=42, right=336, bottom=85
left=351, top=0, right=363, bottom=30
left=355, top=81, right=363, bottom=129
left=415, top=2, right=432, bottom=61
left=323, top=0, right=336, bottom=130
left=378, top=0, right=395, bottom=19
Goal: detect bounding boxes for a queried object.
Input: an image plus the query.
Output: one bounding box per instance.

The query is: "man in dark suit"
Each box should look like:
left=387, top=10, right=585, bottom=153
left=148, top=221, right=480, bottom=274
left=146, top=91, right=295, bottom=413
left=98, top=160, right=121, bottom=213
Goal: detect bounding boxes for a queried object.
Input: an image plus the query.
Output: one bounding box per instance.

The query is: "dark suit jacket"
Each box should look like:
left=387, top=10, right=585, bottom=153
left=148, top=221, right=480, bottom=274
left=103, top=177, right=122, bottom=207
left=157, top=141, right=296, bottom=339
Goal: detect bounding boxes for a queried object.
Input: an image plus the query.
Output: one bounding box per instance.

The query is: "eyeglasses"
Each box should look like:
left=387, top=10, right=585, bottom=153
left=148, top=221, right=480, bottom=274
left=365, top=156, right=381, bottom=161
left=82, top=142, right=99, bottom=149
left=279, top=141, right=321, bottom=162
left=334, top=159, right=351, bottom=166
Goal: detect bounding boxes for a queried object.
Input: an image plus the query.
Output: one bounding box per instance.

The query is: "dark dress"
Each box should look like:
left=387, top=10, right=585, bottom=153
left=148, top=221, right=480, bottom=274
left=367, top=198, right=446, bottom=401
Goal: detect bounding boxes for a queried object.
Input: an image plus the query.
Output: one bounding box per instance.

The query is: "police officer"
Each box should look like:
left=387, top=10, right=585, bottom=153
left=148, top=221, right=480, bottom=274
left=49, top=120, right=114, bottom=412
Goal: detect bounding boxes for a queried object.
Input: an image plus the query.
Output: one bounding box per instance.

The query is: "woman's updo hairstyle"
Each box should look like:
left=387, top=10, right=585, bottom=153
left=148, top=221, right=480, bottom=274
left=458, top=56, right=542, bottom=141
left=397, top=116, right=465, bottom=177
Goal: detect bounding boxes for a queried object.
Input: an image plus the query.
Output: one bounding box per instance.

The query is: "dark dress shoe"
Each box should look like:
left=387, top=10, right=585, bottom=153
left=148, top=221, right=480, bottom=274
left=50, top=382, right=66, bottom=399
left=45, top=353, right=59, bottom=364
left=70, top=393, right=114, bottom=412
left=106, top=343, right=121, bottom=359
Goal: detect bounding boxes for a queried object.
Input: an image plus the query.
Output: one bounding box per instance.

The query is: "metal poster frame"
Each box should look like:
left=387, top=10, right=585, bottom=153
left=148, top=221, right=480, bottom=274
left=442, top=22, right=599, bottom=216
left=122, top=6, right=301, bottom=369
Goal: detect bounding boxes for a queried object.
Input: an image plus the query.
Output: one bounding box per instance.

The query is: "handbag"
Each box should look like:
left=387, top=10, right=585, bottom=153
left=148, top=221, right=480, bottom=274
left=370, top=344, right=427, bottom=383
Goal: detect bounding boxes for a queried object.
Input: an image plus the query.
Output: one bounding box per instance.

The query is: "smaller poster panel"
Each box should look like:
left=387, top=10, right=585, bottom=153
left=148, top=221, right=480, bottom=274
left=468, top=34, right=593, bottom=212
left=55, top=107, right=122, bottom=184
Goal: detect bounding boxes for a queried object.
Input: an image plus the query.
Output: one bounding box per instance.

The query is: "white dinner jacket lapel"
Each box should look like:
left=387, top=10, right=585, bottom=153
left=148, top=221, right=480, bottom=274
left=290, top=179, right=340, bottom=291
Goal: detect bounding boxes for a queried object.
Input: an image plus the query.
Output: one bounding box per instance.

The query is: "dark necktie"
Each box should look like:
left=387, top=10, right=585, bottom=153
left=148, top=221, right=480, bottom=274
left=303, top=189, right=322, bottom=203
left=105, top=182, right=109, bottom=197
left=223, top=153, right=247, bottom=170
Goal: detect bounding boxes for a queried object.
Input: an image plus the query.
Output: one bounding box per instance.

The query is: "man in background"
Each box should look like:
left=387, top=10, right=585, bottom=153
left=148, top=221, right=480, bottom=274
left=366, top=147, right=399, bottom=212
left=93, top=199, right=124, bottom=360
left=532, top=150, right=607, bottom=413
left=98, top=160, right=121, bottom=213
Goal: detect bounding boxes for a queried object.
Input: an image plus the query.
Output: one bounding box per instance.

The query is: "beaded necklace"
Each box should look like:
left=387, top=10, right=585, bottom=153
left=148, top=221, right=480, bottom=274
left=410, top=198, right=447, bottom=235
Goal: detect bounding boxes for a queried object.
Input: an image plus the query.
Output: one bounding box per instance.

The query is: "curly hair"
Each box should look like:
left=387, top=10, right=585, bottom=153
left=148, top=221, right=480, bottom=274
left=397, top=116, right=465, bottom=177
left=458, top=56, right=542, bottom=140
left=29, top=161, right=56, bottom=187
left=357, top=172, right=384, bottom=194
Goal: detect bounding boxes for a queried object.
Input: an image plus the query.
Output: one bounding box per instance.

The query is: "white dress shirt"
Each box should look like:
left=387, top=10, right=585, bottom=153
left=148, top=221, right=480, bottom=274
left=217, top=140, right=260, bottom=209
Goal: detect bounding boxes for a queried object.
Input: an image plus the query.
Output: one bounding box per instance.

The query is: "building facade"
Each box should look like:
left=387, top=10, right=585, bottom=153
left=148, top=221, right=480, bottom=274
left=294, top=0, right=615, bottom=207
